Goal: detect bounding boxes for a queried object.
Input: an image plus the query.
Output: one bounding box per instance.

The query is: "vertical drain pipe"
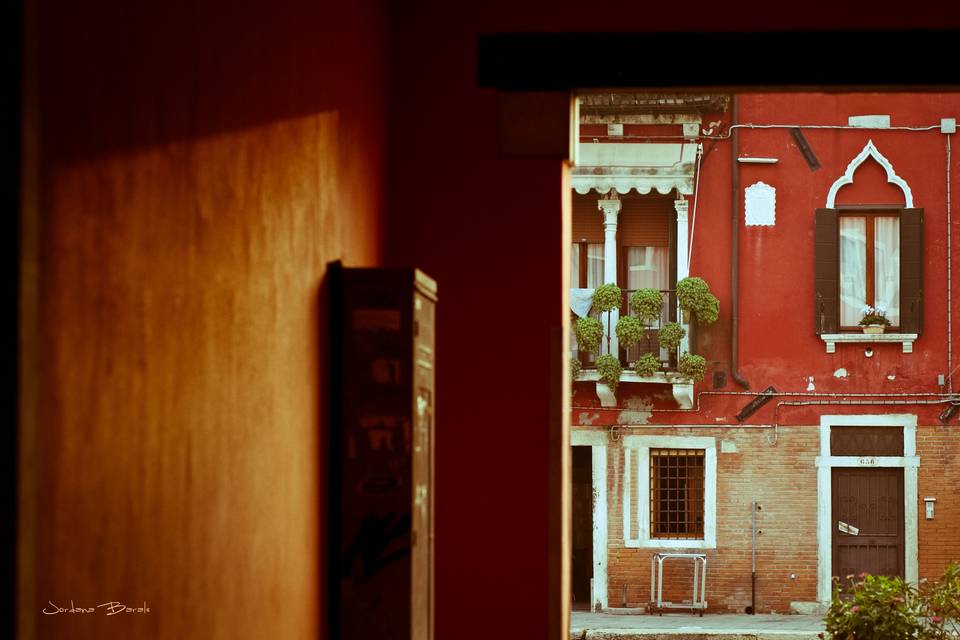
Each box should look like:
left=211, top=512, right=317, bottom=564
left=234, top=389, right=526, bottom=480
left=947, top=133, right=954, bottom=394
left=731, top=96, right=750, bottom=389
left=751, top=500, right=757, bottom=614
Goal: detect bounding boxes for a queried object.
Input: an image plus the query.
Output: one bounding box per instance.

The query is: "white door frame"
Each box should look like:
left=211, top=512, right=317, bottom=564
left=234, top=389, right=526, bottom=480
left=571, top=430, right=608, bottom=611
left=815, top=414, right=919, bottom=604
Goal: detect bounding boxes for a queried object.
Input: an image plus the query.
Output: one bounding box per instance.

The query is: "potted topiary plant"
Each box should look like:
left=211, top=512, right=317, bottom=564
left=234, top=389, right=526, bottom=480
left=574, top=316, right=604, bottom=354
left=569, top=357, right=582, bottom=381
left=592, top=283, right=622, bottom=354
left=676, top=276, right=720, bottom=325
left=658, top=321, right=686, bottom=352
left=630, top=288, right=663, bottom=325
left=677, top=353, right=707, bottom=382
left=633, top=352, right=661, bottom=377
left=615, top=315, right=644, bottom=349
left=595, top=354, right=622, bottom=394
left=592, top=283, right=622, bottom=314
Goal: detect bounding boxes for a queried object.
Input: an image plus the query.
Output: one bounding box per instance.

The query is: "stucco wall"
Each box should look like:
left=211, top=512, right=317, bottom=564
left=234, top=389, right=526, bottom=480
left=20, top=2, right=386, bottom=639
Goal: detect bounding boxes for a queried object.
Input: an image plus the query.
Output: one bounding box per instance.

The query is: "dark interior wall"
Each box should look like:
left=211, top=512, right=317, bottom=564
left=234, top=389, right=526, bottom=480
left=20, top=2, right=387, bottom=638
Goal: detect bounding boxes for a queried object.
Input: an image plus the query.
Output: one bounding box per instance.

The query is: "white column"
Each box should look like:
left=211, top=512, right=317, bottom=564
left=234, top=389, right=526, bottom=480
left=598, top=194, right=621, bottom=356
left=675, top=198, right=690, bottom=355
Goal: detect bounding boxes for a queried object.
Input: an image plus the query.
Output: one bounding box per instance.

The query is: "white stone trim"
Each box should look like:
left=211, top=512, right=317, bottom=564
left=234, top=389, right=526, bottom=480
left=570, top=429, right=609, bottom=611
left=592, top=445, right=608, bottom=611
left=622, top=435, right=717, bottom=549
left=825, top=139, right=914, bottom=208
left=816, top=414, right=919, bottom=604
left=571, top=429, right=608, bottom=447
left=820, top=333, right=918, bottom=354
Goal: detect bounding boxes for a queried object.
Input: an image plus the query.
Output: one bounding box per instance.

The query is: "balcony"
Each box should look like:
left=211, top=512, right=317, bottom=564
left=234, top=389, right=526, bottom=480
left=572, top=289, right=695, bottom=408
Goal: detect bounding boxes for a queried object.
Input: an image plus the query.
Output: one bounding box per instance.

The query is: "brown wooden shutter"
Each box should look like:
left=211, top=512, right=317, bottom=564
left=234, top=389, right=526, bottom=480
left=571, top=193, right=604, bottom=243
left=814, top=208, right=839, bottom=334
left=619, top=194, right=672, bottom=247
left=899, top=208, right=923, bottom=334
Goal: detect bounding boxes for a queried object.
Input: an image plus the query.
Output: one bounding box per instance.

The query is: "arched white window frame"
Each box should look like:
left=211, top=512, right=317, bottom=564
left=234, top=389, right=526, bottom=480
left=825, top=139, right=913, bottom=208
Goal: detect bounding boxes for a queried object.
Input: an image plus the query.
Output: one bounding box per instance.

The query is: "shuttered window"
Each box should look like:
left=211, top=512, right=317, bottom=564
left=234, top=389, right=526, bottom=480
left=814, top=208, right=923, bottom=334
left=619, top=194, right=672, bottom=248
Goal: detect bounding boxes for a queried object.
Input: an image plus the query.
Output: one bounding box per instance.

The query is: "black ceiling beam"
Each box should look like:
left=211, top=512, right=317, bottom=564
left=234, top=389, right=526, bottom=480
left=478, top=30, right=960, bottom=91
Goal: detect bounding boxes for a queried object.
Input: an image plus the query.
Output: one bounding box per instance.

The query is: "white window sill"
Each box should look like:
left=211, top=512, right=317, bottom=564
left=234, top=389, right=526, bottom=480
left=820, top=332, right=918, bottom=353
left=625, top=538, right=715, bottom=550
left=575, top=370, right=694, bottom=409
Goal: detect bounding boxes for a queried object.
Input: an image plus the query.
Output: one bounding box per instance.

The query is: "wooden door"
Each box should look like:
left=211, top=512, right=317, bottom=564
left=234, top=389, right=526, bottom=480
left=831, top=467, right=904, bottom=584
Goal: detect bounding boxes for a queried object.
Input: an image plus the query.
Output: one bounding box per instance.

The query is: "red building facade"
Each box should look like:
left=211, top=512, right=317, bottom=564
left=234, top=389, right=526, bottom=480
left=569, top=92, right=960, bottom=614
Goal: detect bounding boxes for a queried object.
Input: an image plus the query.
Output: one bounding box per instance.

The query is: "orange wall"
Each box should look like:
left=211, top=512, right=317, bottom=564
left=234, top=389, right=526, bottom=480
left=20, top=2, right=386, bottom=639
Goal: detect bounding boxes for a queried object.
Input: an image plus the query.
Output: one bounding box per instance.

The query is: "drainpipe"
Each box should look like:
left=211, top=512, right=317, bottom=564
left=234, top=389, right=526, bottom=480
left=731, top=95, right=750, bottom=389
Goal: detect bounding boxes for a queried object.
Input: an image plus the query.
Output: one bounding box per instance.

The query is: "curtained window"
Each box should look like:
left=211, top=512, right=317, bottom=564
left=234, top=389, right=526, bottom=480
left=839, top=214, right=900, bottom=328
left=624, top=246, right=669, bottom=363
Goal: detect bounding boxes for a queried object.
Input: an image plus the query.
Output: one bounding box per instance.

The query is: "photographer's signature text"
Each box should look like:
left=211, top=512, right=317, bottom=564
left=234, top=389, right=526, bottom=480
left=43, top=600, right=150, bottom=616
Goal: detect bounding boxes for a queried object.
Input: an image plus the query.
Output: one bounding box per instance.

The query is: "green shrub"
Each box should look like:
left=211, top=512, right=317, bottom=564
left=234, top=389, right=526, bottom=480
left=676, top=276, right=709, bottom=308
left=922, top=561, right=960, bottom=639
left=574, top=316, right=603, bottom=354
left=658, top=322, right=686, bottom=351
left=569, top=357, right=582, bottom=381
left=630, top=288, right=663, bottom=323
left=676, top=276, right=720, bottom=325
left=824, top=563, right=960, bottom=640
left=677, top=353, right=707, bottom=382
left=616, top=315, right=645, bottom=348
left=592, top=283, right=622, bottom=313
left=633, top=352, right=661, bottom=377
left=825, top=574, right=925, bottom=640
left=595, top=354, right=622, bottom=393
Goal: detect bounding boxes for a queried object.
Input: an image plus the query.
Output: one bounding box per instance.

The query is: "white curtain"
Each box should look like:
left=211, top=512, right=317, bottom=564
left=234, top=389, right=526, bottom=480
left=569, top=243, right=579, bottom=288
left=840, top=217, right=866, bottom=327
left=874, top=217, right=900, bottom=326
left=626, top=246, right=669, bottom=362
left=568, top=243, right=605, bottom=361
left=586, top=243, right=605, bottom=288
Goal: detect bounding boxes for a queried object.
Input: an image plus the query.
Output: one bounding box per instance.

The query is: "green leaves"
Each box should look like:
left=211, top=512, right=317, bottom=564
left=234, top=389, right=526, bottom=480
left=633, top=352, right=661, bottom=377
left=825, top=564, right=960, bottom=640
left=658, top=322, right=686, bottom=351
left=630, top=288, right=664, bottom=323
left=677, top=353, right=706, bottom=382
left=596, top=354, right=622, bottom=393
left=676, top=276, right=720, bottom=325
left=574, top=317, right=604, bottom=354
left=615, top=315, right=645, bottom=348
left=569, top=357, right=582, bottom=381
left=592, top=283, right=622, bottom=313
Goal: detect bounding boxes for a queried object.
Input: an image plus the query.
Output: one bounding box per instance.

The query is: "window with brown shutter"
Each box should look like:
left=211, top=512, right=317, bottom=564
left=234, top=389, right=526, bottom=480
left=814, top=207, right=923, bottom=335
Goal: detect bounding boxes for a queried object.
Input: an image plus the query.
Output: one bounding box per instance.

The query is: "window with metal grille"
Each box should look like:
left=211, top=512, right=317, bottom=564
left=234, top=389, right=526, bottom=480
left=650, top=448, right=705, bottom=539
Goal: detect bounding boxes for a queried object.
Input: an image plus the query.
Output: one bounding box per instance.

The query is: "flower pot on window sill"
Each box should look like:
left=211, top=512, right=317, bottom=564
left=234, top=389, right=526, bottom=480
left=861, top=325, right=885, bottom=335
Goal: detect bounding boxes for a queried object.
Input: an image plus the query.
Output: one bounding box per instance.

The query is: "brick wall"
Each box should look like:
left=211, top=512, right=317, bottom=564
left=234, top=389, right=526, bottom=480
left=599, top=422, right=959, bottom=613
left=604, top=426, right=819, bottom=613
left=917, top=423, right=960, bottom=581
